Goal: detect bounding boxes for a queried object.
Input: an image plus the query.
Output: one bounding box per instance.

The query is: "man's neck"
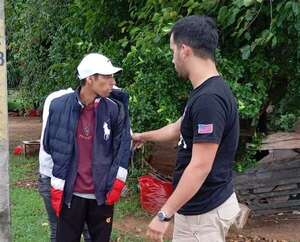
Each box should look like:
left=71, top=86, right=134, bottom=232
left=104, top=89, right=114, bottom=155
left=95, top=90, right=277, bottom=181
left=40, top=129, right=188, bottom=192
left=79, top=86, right=96, bottom=105
left=189, top=59, right=219, bottom=89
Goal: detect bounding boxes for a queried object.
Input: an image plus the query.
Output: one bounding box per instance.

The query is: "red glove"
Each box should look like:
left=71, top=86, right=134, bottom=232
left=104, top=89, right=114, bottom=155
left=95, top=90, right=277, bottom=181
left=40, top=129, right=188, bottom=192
left=106, top=179, right=125, bottom=205
left=50, top=187, right=63, bottom=217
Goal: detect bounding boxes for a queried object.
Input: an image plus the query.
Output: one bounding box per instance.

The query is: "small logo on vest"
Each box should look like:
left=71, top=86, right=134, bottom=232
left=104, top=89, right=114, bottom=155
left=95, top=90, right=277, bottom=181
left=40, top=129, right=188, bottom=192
left=103, top=122, right=111, bottom=141
left=106, top=217, right=111, bottom=223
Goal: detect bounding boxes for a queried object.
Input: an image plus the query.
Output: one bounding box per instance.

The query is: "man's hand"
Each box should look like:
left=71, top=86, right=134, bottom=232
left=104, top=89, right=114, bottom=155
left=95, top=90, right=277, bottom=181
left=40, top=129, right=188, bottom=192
left=146, top=216, right=170, bottom=241
left=132, top=133, right=145, bottom=149
left=50, top=187, right=63, bottom=217
left=106, top=179, right=125, bottom=205
left=50, top=177, right=65, bottom=217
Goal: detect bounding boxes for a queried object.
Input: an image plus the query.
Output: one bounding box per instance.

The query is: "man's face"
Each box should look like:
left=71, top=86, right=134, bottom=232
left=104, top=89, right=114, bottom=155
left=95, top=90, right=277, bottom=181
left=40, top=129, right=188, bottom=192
left=90, top=74, right=116, bottom=97
left=170, top=34, right=189, bottom=80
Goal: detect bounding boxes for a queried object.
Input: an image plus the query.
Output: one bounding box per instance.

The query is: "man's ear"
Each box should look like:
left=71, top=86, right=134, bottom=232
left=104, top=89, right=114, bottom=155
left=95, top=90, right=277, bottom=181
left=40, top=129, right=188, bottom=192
left=86, top=76, right=93, bottom=85
left=181, top=44, right=193, bottom=59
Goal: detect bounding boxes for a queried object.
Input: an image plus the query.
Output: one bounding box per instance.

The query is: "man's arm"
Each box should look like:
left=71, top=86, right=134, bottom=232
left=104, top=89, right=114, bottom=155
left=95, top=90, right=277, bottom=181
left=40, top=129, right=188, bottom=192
left=160, top=142, right=218, bottom=215
left=132, top=117, right=182, bottom=148
left=106, top=97, right=130, bottom=205
left=42, top=109, right=51, bottom=155
left=146, top=142, right=218, bottom=240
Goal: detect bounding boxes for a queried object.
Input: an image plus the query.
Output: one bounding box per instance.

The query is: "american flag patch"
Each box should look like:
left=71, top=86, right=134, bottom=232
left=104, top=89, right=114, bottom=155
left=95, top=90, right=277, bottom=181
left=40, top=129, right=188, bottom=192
left=198, top=124, right=213, bottom=134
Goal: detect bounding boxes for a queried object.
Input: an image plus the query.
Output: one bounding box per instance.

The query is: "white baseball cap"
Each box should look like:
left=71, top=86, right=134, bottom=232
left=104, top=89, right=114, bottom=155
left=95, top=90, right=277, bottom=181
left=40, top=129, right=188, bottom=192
left=77, top=53, right=122, bottom=80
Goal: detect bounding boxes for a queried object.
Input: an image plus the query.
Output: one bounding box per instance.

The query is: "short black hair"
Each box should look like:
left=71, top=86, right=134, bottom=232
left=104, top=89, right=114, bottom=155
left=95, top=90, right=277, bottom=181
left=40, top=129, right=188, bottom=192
left=80, top=78, right=86, bottom=86
left=77, top=72, right=101, bottom=87
left=170, top=15, right=219, bottom=60
left=75, top=70, right=86, bottom=86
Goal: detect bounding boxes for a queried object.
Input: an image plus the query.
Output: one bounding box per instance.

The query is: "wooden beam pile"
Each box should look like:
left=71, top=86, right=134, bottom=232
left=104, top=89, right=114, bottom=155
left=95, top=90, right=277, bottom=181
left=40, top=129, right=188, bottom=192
left=235, top=132, right=300, bottom=215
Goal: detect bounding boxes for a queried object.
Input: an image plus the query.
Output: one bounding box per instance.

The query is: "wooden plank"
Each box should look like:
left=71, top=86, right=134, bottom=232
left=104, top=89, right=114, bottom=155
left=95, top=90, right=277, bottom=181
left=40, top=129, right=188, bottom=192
left=235, top=165, right=300, bottom=183
left=253, top=186, right=274, bottom=193
left=272, top=184, right=299, bottom=192
left=261, top=140, right=300, bottom=150
left=244, top=198, right=300, bottom=210
left=149, top=141, right=176, bottom=177
left=238, top=190, right=250, bottom=195
left=234, top=156, right=300, bottom=176
left=245, top=184, right=298, bottom=194
left=235, top=168, right=300, bottom=186
left=238, top=188, right=300, bottom=200
left=267, top=196, right=290, bottom=203
left=234, top=150, right=300, bottom=215
left=258, top=150, right=299, bottom=162
left=235, top=175, right=300, bottom=190
left=260, top=132, right=300, bottom=150
left=262, top=132, right=300, bottom=144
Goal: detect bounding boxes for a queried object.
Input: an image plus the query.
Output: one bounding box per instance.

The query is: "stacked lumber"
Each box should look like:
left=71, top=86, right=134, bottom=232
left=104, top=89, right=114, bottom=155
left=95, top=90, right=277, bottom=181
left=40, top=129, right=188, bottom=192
left=235, top=132, right=300, bottom=215
left=260, top=132, right=300, bottom=151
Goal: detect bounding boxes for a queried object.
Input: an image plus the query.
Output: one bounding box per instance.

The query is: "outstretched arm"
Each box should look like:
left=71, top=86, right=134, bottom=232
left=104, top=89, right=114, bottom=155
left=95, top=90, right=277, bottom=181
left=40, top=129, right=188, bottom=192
left=132, top=117, right=181, bottom=148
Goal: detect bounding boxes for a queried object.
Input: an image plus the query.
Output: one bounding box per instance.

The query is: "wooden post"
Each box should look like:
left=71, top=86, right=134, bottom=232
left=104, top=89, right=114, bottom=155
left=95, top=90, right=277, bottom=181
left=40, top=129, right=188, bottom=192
left=0, top=0, right=10, bottom=241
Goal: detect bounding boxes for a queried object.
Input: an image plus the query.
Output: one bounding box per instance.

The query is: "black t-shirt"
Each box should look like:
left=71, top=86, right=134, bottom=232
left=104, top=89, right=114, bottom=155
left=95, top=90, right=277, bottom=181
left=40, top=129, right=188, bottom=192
left=174, top=76, right=239, bottom=215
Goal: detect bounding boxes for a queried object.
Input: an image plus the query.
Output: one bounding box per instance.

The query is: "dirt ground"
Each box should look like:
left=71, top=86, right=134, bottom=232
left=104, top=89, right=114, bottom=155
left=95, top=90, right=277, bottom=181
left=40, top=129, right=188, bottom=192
left=9, top=116, right=42, bottom=150
left=8, top=116, right=300, bottom=241
left=115, top=214, right=300, bottom=241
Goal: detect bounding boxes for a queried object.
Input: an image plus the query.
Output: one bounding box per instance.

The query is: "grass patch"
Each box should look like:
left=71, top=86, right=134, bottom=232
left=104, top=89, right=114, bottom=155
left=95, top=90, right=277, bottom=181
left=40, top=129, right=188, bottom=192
left=10, top=187, right=49, bottom=242
left=115, top=189, right=149, bottom=220
left=10, top=155, right=38, bottom=184
left=10, top=155, right=48, bottom=242
left=115, top=165, right=151, bottom=219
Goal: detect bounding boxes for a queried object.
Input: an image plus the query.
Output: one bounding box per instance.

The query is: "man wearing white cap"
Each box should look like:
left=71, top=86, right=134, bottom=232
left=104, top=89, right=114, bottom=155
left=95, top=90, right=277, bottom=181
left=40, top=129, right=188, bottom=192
left=38, top=87, right=92, bottom=242
left=43, top=53, right=131, bottom=242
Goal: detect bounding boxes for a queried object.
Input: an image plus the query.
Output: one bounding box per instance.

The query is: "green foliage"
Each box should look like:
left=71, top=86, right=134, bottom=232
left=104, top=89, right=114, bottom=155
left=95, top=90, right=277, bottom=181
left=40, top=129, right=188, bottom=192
left=268, top=73, right=300, bottom=131
left=7, top=90, right=27, bottom=112
left=6, top=0, right=300, bottom=169
left=6, top=0, right=130, bottom=106
left=235, top=132, right=263, bottom=172
left=270, top=112, right=300, bottom=131
left=123, top=45, right=190, bottom=130
left=7, top=100, right=22, bottom=112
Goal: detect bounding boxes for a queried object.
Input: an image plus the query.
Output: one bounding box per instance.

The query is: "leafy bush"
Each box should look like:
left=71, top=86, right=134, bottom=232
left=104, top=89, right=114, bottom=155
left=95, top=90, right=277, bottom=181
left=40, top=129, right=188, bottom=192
left=6, top=0, right=300, bottom=169
left=7, top=89, right=27, bottom=112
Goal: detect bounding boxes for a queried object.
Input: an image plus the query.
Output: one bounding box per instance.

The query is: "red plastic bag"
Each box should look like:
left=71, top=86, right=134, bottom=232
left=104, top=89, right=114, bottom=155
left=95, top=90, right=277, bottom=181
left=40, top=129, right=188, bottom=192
left=138, top=175, right=173, bottom=214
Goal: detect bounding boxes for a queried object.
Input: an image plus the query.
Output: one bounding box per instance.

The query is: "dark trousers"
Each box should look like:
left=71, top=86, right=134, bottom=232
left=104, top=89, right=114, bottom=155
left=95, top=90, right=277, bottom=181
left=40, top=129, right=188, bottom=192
left=56, top=195, right=113, bottom=242
left=38, top=175, right=91, bottom=242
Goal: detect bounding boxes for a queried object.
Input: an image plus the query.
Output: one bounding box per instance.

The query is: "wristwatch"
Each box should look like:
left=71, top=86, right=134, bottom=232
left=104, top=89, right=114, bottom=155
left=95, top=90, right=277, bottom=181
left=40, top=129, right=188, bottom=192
left=157, top=211, right=173, bottom=222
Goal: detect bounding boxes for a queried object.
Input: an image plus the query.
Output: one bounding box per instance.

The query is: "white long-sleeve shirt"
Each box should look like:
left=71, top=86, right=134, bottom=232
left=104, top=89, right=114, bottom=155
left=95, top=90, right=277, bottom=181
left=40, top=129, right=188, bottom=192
left=39, top=88, right=74, bottom=177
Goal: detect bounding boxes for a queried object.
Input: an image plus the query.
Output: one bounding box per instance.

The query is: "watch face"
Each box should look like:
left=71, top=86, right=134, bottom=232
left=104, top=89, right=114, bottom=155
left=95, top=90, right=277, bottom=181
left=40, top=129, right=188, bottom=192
left=157, top=211, right=167, bottom=222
